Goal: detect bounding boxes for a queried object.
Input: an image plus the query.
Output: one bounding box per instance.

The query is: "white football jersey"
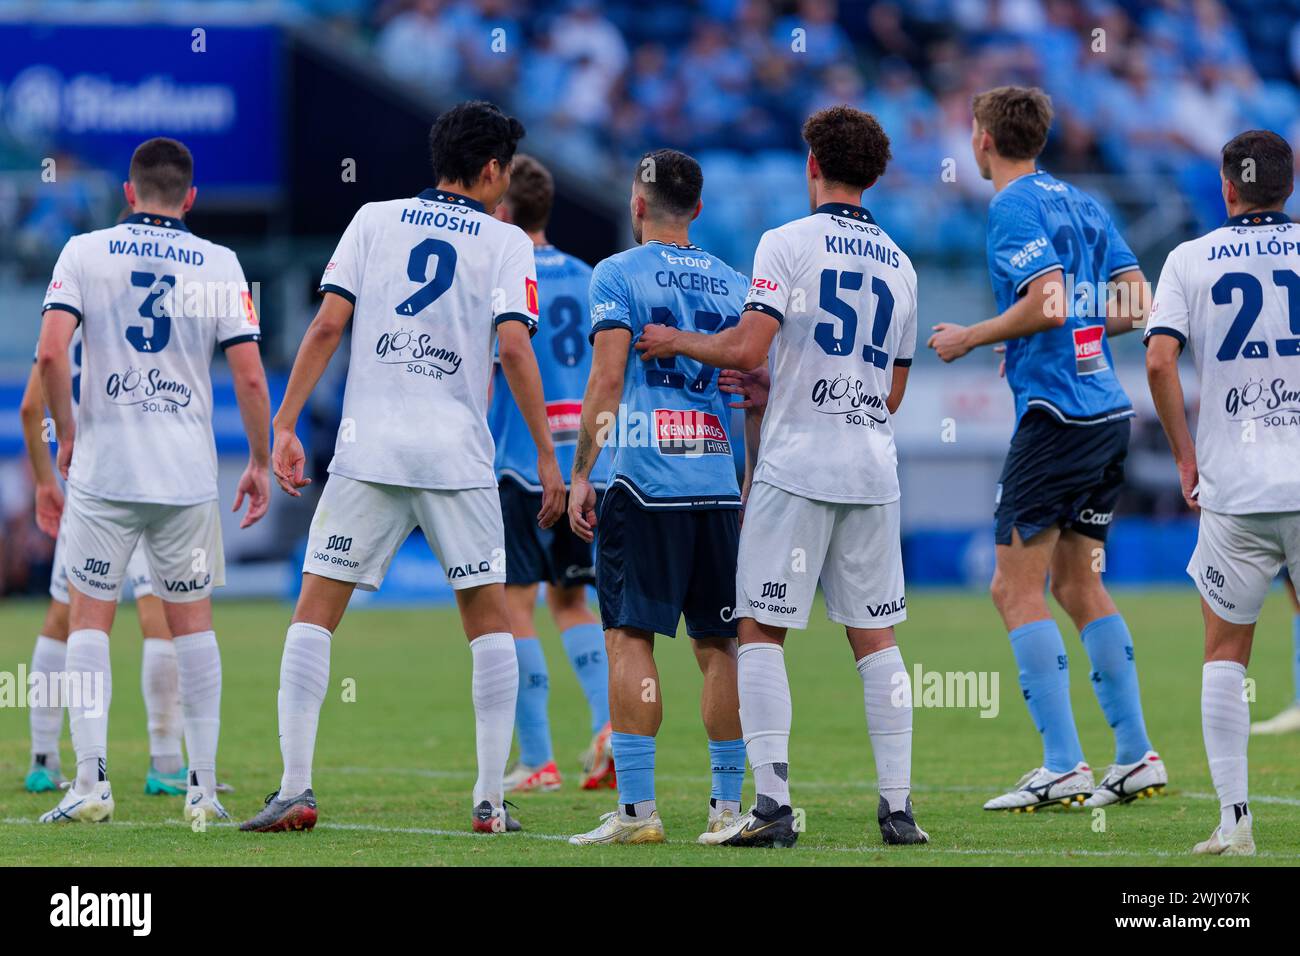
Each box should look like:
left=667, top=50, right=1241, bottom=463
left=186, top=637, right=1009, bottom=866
left=42, top=213, right=260, bottom=506
left=1146, top=211, right=1300, bottom=515
left=744, top=203, right=917, bottom=504
left=320, top=189, right=538, bottom=490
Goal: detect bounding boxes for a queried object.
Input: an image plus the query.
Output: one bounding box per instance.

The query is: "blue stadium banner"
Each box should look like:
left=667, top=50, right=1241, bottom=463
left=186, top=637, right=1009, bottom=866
left=0, top=22, right=281, bottom=195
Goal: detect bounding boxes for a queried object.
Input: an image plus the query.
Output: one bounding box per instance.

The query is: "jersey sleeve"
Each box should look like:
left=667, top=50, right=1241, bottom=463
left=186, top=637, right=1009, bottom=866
left=894, top=267, right=918, bottom=368
left=588, top=257, right=633, bottom=342
left=1144, top=247, right=1190, bottom=350
left=1103, top=209, right=1140, bottom=279
left=319, top=206, right=366, bottom=304
left=42, top=238, right=84, bottom=324
left=989, top=193, right=1062, bottom=296
left=494, top=231, right=540, bottom=336
left=743, top=229, right=792, bottom=322
left=216, top=251, right=262, bottom=350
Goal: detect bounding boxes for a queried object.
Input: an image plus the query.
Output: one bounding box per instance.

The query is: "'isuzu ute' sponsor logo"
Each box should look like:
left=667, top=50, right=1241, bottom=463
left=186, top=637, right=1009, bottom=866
left=1073, top=325, right=1107, bottom=375
left=653, top=408, right=731, bottom=457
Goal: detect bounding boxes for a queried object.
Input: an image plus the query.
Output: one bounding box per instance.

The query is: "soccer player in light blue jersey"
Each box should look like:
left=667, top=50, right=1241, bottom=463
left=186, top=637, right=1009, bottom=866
left=567, top=149, right=749, bottom=846
left=488, top=155, right=613, bottom=793
left=928, top=86, right=1166, bottom=811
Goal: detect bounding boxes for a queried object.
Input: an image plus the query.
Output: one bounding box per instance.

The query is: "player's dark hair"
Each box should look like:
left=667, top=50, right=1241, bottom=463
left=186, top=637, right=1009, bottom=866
left=635, top=148, right=703, bottom=219
left=1221, top=130, right=1294, bottom=210
left=128, top=137, right=193, bottom=206
left=505, top=154, right=554, bottom=233
left=429, top=100, right=525, bottom=188
left=972, top=86, right=1054, bottom=161
left=802, top=106, right=891, bottom=190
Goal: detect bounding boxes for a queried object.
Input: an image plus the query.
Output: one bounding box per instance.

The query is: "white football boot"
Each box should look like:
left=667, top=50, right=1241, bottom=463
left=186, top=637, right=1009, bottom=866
left=1193, top=815, right=1255, bottom=857
left=698, top=805, right=739, bottom=843
left=983, top=762, right=1094, bottom=811
left=39, top=780, right=114, bottom=823
left=1084, top=751, right=1168, bottom=807
left=1251, top=702, right=1300, bottom=735
left=569, top=809, right=665, bottom=846
left=184, top=787, right=231, bottom=823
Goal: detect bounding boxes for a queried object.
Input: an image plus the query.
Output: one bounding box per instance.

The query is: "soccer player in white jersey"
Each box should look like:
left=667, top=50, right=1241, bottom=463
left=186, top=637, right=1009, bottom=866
left=35, top=137, right=271, bottom=824
left=1146, top=130, right=1300, bottom=856
left=239, top=102, right=565, bottom=836
left=637, top=106, right=928, bottom=847
left=19, top=343, right=191, bottom=799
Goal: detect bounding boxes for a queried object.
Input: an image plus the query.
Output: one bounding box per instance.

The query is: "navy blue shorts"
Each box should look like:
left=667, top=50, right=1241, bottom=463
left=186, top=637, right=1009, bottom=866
left=499, top=477, right=597, bottom=588
left=994, top=410, right=1130, bottom=546
left=596, top=484, right=739, bottom=639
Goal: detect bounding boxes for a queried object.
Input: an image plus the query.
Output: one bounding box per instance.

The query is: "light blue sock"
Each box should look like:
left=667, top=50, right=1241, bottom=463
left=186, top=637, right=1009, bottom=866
left=513, top=637, right=552, bottom=767
left=1292, top=613, right=1300, bottom=704
left=1080, top=614, right=1152, bottom=765
left=708, top=738, right=745, bottom=806
left=561, top=622, right=609, bottom=733
left=1010, top=619, right=1085, bottom=772
left=611, top=731, right=655, bottom=810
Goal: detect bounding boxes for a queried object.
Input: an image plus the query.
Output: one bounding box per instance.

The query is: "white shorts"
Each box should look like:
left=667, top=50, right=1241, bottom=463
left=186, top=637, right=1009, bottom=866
left=1189, top=509, right=1300, bottom=625
left=736, top=482, right=906, bottom=630
left=61, top=487, right=225, bottom=604
left=50, top=521, right=154, bottom=604
left=303, top=474, right=506, bottom=591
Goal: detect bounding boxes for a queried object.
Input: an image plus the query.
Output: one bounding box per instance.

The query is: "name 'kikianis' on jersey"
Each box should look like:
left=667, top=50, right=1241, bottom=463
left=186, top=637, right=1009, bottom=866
left=489, top=244, right=609, bottom=489
left=320, top=188, right=539, bottom=490
left=1146, top=210, right=1300, bottom=515
left=744, top=202, right=917, bottom=504
left=987, top=170, right=1140, bottom=426
left=41, top=212, right=260, bottom=506
left=589, top=240, right=748, bottom=508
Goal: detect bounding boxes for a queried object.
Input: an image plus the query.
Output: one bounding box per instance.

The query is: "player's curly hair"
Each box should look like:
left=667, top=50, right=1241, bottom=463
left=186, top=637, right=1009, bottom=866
left=802, top=106, right=891, bottom=190
left=972, top=86, right=1054, bottom=161
left=505, top=154, right=554, bottom=233
left=429, top=101, right=525, bottom=188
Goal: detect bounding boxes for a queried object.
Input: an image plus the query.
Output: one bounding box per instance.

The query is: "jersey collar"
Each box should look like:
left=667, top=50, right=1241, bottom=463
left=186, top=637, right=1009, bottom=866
left=419, top=188, right=485, bottom=213
left=814, top=202, right=875, bottom=223
left=1224, top=210, right=1291, bottom=227
left=124, top=212, right=189, bottom=232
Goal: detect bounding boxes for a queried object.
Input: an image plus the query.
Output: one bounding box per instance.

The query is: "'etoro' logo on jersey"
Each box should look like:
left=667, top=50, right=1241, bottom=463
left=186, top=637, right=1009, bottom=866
left=105, top=367, right=193, bottom=409
left=810, top=373, right=887, bottom=426
left=374, top=329, right=463, bottom=378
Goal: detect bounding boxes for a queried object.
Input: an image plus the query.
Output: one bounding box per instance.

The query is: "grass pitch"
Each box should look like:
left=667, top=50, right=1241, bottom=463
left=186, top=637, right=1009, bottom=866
left=1, top=589, right=1297, bottom=866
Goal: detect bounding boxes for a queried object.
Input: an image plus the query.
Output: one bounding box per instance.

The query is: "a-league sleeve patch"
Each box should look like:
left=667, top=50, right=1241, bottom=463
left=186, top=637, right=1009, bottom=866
left=525, top=277, right=539, bottom=316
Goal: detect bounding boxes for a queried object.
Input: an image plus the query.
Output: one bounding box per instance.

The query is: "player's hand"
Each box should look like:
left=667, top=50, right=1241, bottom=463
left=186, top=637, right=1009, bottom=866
left=994, top=344, right=1007, bottom=378
left=271, top=426, right=311, bottom=497
left=536, top=453, right=566, bottom=530
left=34, top=480, right=64, bottom=538
left=233, top=461, right=271, bottom=529
left=635, top=323, right=679, bottom=361
left=1176, top=456, right=1200, bottom=513
left=927, top=323, right=974, bottom=362
left=55, top=427, right=74, bottom=481
left=568, top=476, right=597, bottom=543
left=719, top=367, right=770, bottom=409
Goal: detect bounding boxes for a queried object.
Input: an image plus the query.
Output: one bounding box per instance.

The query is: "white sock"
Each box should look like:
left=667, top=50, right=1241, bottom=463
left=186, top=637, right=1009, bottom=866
left=173, top=631, right=221, bottom=795
left=278, top=622, right=331, bottom=799
left=857, top=645, right=912, bottom=814
left=29, top=635, right=67, bottom=761
left=1202, top=660, right=1250, bottom=834
left=141, top=638, right=183, bottom=771
left=470, top=632, right=518, bottom=807
left=66, top=630, right=112, bottom=792
left=738, top=642, right=792, bottom=814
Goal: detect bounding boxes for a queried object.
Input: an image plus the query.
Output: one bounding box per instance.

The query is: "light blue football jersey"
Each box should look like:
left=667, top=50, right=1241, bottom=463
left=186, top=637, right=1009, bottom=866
left=986, top=170, right=1138, bottom=426
left=489, top=244, right=608, bottom=489
left=588, top=240, right=747, bottom=509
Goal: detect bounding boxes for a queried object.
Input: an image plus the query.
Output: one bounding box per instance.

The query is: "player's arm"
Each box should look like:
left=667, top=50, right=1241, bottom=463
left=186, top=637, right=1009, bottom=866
left=35, top=309, right=78, bottom=480
left=1105, top=268, right=1150, bottom=337
left=636, top=308, right=779, bottom=371
left=226, top=340, right=272, bottom=529
left=1145, top=333, right=1197, bottom=512
left=19, top=363, right=62, bottom=538
left=928, top=269, right=1063, bottom=362
left=271, top=292, right=353, bottom=497
left=887, top=363, right=910, bottom=415
left=569, top=328, right=629, bottom=542
left=497, top=320, right=565, bottom=529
